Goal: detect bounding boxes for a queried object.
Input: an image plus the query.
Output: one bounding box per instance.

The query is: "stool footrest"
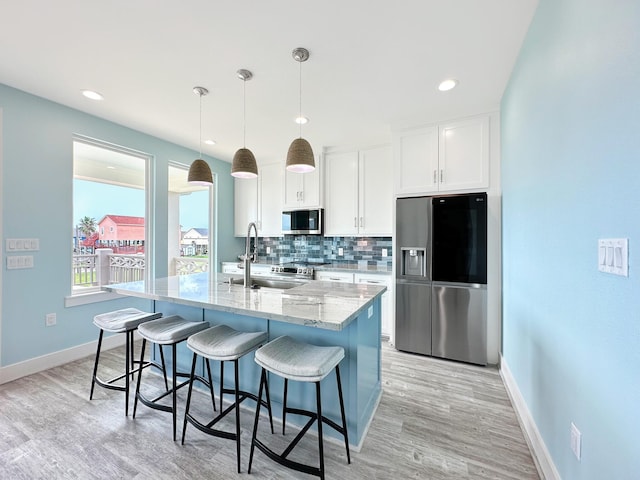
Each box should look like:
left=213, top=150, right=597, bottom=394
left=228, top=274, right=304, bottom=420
left=253, top=438, right=321, bottom=478
left=136, top=373, right=191, bottom=413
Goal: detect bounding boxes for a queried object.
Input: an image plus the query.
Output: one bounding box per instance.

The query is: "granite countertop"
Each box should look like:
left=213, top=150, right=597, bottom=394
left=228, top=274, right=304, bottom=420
left=104, top=272, right=386, bottom=331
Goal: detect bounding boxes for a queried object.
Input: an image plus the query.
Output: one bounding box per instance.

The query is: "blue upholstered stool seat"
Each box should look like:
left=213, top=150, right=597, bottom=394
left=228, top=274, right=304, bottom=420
left=133, top=315, right=209, bottom=441
left=249, top=335, right=350, bottom=479
left=90, top=308, right=164, bottom=416
left=182, top=324, right=273, bottom=474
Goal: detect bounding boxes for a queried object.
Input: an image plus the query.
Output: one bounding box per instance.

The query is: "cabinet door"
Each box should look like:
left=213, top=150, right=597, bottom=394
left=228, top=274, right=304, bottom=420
left=283, top=156, right=322, bottom=208
left=315, top=271, right=354, bottom=283
left=438, top=115, right=489, bottom=192
left=355, top=273, right=392, bottom=338
left=359, top=145, right=392, bottom=236
left=234, top=177, right=258, bottom=236
left=258, top=163, right=282, bottom=236
left=393, top=126, right=438, bottom=195
left=324, top=150, right=358, bottom=236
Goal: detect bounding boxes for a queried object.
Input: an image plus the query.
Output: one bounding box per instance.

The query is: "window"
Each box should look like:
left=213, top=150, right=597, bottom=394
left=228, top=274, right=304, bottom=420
left=72, top=137, right=151, bottom=295
left=168, top=163, right=212, bottom=276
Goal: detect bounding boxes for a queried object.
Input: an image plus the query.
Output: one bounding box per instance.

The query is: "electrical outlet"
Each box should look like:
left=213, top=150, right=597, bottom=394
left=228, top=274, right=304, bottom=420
left=45, top=313, right=57, bottom=327
left=570, top=422, right=581, bottom=460
left=266, top=246, right=271, bottom=254
left=338, top=247, right=344, bottom=256
left=382, top=248, right=388, bottom=257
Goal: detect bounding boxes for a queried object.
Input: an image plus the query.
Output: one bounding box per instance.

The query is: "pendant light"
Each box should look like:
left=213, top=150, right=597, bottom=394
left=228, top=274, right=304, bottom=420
left=231, top=69, right=258, bottom=178
left=187, top=86, right=214, bottom=185
left=285, top=47, right=315, bottom=173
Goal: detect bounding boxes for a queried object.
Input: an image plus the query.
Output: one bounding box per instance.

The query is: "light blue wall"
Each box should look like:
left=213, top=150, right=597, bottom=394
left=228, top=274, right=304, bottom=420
left=501, top=1, right=640, bottom=478
left=0, top=83, right=243, bottom=367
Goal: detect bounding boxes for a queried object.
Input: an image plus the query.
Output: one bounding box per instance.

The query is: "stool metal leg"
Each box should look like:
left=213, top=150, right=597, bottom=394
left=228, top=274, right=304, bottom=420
left=315, top=381, right=325, bottom=480
left=181, top=352, right=199, bottom=445
left=248, top=368, right=267, bottom=474
left=89, top=330, right=104, bottom=400
left=336, top=365, right=351, bottom=464
left=234, top=359, right=241, bottom=473
left=172, top=343, right=178, bottom=441
left=133, top=339, right=147, bottom=418
left=205, top=359, right=217, bottom=412
left=282, top=378, right=288, bottom=434
left=263, top=370, right=274, bottom=434
left=158, top=344, right=169, bottom=391
left=124, top=330, right=130, bottom=416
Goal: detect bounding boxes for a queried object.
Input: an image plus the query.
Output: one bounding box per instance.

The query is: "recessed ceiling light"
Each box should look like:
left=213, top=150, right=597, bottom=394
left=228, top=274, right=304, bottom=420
left=204, top=139, right=216, bottom=145
left=81, top=89, right=104, bottom=101
left=295, top=116, right=309, bottom=125
left=438, top=79, right=458, bottom=92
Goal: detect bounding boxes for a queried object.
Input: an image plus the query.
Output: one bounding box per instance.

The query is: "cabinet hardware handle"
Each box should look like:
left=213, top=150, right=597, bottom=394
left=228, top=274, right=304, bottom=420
left=330, top=277, right=341, bottom=281
left=354, top=217, right=357, bottom=227
left=433, top=170, right=437, bottom=183
left=440, top=169, right=443, bottom=183
left=360, top=217, right=363, bottom=228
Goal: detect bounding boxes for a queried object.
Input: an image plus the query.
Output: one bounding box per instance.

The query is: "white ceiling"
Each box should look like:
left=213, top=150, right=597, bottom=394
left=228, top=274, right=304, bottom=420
left=0, top=0, right=538, bottom=167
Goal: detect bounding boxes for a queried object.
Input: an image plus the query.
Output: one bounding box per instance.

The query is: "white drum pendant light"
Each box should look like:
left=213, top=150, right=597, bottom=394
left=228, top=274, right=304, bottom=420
left=231, top=69, right=258, bottom=178
left=285, top=47, right=315, bottom=173
left=188, top=86, right=214, bottom=185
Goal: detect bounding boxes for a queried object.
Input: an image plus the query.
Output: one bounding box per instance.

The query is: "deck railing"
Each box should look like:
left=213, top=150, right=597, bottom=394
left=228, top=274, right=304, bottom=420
left=72, top=251, right=210, bottom=291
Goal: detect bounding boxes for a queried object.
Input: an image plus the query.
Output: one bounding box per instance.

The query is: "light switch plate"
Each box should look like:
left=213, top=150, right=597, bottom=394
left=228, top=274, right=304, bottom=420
left=598, top=238, right=628, bottom=276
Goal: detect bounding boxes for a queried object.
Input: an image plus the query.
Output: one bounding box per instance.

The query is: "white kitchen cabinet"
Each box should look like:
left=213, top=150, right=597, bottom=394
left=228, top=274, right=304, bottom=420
left=355, top=273, right=393, bottom=338
left=394, top=126, right=439, bottom=195
left=283, top=156, right=322, bottom=208
left=314, top=270, right=354, bottom=283
left=438, top=115, right=490, bottom=192
left=234, top=177, right=258, bottom=236
left=324, top=145, right=393, bottom=236
left=257, top=163, right=282, bottom=236
left=394, top=114, right=490, bottom=195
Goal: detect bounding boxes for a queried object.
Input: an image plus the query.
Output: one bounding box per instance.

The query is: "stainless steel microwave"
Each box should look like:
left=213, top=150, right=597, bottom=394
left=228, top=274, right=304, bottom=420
left=282, top=208, right=323, bottom=235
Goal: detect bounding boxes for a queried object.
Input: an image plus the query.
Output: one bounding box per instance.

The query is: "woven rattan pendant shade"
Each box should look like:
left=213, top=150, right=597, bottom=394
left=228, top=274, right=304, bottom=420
left=188, top=86, right=213, bottom=185
left=285, top=138, right=315, bottom=173
left=231, top=148, right=258, bottom=178
left=286, top=47, right=315, bottom=173
left=188, top=158, right=214, bottom=185
left=231, top=69, right=258, bottom=179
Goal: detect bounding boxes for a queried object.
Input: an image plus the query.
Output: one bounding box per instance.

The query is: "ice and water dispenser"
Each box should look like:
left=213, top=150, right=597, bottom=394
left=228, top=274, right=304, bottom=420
left=400, top=247, right=427, bottom=277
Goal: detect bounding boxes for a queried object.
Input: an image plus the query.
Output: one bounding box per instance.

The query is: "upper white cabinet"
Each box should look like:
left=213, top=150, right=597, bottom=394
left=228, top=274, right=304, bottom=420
left=234, top=163, right=283, bottom=237
left=394, top=114, right=490, bottom=195
left=324, top=144, right=393, bottom=236
left=234, top=176, right=258, bottom=236
left=283, top=156, right=322, bottom=209
left=257, top=163, right=282, bottom=236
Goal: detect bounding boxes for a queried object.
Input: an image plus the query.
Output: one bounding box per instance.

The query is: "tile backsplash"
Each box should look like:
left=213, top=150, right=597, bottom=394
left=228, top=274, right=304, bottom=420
left=256, top=236, right=392, bottom=269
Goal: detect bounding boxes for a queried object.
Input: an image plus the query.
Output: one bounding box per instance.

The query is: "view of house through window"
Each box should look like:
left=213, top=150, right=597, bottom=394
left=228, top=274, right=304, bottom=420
left=72, top=139, right=148, bottom=294
left=168, top=163, right=211, bottom=276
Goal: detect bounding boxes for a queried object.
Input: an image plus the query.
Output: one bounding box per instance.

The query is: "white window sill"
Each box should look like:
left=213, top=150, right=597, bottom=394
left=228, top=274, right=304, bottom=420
left=65, top=290, right=125, bottom=307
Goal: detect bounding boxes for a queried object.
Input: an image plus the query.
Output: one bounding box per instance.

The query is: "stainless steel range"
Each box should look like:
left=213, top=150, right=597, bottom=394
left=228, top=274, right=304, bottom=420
left=268, top=261, right=330, bottom=279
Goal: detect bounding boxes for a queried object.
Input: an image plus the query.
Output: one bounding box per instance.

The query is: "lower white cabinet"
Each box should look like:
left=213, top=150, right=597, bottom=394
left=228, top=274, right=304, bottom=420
left=315, top=270, right=392, bottom=338
left=315, top=270, right=354, bottom=283
left=354, top=273, right=393, bottom=338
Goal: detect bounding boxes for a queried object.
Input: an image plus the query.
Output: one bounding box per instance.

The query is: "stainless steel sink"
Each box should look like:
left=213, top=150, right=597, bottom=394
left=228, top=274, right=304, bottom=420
left=226, top=276, right=306, bottom=290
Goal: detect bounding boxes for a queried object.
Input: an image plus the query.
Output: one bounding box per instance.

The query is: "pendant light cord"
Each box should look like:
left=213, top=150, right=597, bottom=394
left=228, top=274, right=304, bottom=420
left=198, top=92, right=203, bottom=159
left=298, top=58, right=303, bottom=138
left=243, top=78, right=247, bottom=148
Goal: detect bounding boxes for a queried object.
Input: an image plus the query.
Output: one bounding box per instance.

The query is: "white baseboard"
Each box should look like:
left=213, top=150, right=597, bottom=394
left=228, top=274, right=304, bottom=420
left=500, top=355, right=560, bottom=480
left=0, top=333, right=129, bottom=385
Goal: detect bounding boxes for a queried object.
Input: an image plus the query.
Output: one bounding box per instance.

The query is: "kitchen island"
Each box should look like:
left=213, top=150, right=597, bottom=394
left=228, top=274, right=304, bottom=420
left=104, top=271, right=385, bottom=449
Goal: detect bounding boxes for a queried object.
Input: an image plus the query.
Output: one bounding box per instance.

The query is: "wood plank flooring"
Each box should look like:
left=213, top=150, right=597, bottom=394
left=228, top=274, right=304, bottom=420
left=0, top=341, right=539, bottom=479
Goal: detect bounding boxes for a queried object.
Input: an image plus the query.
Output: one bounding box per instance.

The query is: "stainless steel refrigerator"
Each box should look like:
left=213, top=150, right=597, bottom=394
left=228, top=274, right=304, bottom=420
left=395, top=193, right=488, bottom=365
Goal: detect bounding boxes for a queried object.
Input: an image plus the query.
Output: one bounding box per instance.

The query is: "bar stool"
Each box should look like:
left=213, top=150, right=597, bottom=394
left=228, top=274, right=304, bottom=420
left=248, top=335, right=350, bottom=480
left=90, top=308, right=164, bottom=416
left=133, top=315, right=209, bottom=440
left=181, top=324, right=274, bottom=473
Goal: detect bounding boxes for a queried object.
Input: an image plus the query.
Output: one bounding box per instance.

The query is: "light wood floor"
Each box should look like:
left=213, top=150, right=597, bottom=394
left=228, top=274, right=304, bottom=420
left=0, top=341, right=539, bottom=479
